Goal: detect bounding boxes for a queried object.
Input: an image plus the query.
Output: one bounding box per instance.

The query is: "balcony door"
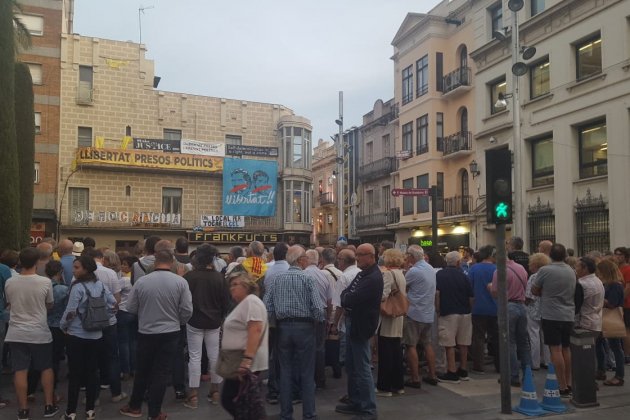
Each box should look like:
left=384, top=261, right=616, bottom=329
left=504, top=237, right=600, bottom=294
left=461, top=170, right=469, bottom=213
left=460, top=46, right=468, bottom=82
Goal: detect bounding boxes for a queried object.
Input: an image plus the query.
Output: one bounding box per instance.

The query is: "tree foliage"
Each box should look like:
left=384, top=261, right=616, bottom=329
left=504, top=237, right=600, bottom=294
left=0, top=0, right=22, bottom=251
left=15, top=62, right=35, bottom=249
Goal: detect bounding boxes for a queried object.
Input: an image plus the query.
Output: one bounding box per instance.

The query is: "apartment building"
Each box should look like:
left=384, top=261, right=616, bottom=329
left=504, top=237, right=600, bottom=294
left=312, top=139, right=339, bottom=246
left=58, top=35, right=313, bottom=252
left=356, top=99, right=399, bottom=244
left=470, top=0, right=630, bottom=253
left=17, top=0, right=72, bottom=244
left=390, top=0, right=478, bottom=253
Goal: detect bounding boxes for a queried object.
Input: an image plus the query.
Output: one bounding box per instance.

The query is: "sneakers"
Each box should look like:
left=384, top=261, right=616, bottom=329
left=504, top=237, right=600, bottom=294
left=111, top=393, right=128, bottom=403
left=456, top=368, right=469, bottom=381
left=375, top=390, right=392, bottom=397
left=422, top=377, right=438, bottom=386
left=43, top=404, right=59, bottom=418
left=99, top=385, right=110, bottom=390
left=335, top=404, right=361, bottom=415
left=119, top=405, right=143, bottom=418
left=394, top=389, right=405, bottom=395
left=17, top=408, right=30, bottom=420
left=437, top=371, right=461, bottom=384
left=86, top=410, right=96, bottom=420
left=62, top=413, right=76, bottom=420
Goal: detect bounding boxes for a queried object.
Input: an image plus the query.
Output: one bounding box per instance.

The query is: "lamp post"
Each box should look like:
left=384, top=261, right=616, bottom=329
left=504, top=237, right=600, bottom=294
left=511, top=1, right=523, bottom=240
left=335, top=91, right=344, bottom=240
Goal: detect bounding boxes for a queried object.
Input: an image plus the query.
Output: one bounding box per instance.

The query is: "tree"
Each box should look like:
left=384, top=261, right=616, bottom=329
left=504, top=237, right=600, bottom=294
left=0, top=0, right=22, bottom=251
left=15, top=62, right=35, bottom=249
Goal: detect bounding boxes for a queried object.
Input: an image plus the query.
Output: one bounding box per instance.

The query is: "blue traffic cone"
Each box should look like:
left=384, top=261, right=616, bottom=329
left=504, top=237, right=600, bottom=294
left=514, top=365, right=546, bottom=416
left=540, top=363, right=567, bottom=413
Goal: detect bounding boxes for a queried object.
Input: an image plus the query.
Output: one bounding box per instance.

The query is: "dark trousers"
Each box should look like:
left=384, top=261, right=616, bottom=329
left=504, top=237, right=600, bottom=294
left=376, top=335, right=404, bottom=392
left=596, top=336, right=625, bottom=379
left=129, top=331, right=179, bottom=418
left=267, top=327, right=299, bottom=399
left=117, top=311, right=138, bottom=375
left=314, top=321, right=327, bottom=388
left=221, top=378, right=240, bottom=417
left=66, top=335, right=100, bottom=414
left=172, top=326, right=187, bottom=394
left=472, top=315, right=499, bottom=372
left=26, top=327, right=66, bottom=395
left=98, top=324, right=121, bottom=397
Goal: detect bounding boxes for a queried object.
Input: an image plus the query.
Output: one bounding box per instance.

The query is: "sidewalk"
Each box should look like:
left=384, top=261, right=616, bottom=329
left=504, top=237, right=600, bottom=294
left=1, top=367, right=628, bottom=419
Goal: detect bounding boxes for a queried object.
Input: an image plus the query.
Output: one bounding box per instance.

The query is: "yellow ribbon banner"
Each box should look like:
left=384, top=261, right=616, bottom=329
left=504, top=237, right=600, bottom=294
left=76, top=147, right=223, bottom=173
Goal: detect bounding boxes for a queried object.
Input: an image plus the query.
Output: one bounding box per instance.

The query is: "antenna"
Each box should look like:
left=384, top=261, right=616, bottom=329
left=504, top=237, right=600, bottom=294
left=138, top=5, right=155, bottom=45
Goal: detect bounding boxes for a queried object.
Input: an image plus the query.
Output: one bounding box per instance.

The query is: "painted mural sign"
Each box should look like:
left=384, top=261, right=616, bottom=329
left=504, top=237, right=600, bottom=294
left=222, top=158, right=277, bottom=216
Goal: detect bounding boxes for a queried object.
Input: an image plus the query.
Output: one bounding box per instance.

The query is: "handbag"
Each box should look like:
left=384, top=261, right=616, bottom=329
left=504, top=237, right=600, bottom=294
left=233, top=371, right=267, bottom=420
left=602, top=306, right=627, bottom=338
left=380, top=270, right=409, bottom=317
left=216, top=349, right=245, bottom=380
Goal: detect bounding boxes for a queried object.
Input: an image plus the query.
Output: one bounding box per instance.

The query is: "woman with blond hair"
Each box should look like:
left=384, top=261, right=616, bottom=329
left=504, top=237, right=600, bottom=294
left=595, top=259, right=625, bottom=386
left=525, top=253, right=552, bottom=370
left=376, top=248, right=407, bottom=397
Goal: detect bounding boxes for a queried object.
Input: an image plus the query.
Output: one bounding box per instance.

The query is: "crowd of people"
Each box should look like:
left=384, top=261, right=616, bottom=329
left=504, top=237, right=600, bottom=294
left=0, top=235, right=628, bottom=420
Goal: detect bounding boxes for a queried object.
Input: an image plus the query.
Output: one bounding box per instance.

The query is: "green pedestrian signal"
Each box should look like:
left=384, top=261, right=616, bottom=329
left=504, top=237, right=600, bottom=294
left=495, top=202, right=509, bottom=219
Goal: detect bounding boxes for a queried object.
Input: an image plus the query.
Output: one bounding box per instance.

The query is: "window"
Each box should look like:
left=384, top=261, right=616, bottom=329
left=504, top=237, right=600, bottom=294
left=225, top=134, right=242, bottom=145
left=125, top=125, right=132, bottom=136
left=34, top=162, right=40, bottom=184
left=283, top=127, right=312, bottom=169
left=490, top=77, right=507, bottom=114
left=416, top=115, right=428, bottom=155
left=576, top=35, right=602, bottom=80
left=69, top=187, right=89, bottom=224
left=416, top=55, right=428, bottom=97
left=365, top=190, right=373, bottom=215
left=382, top=134, right=390, bottom=156
left=531, top=0, right=545, bottom=16
left=530, top=58, right=550, bottom=99
left=34, top=112, right=41, bottom=134
left=162, top=188, right=182, bottom=216
left=163, top=129, right=182, bottom=140
left=417, top=174, right=429, bottom=213
left=528, top=202, right=555, bottom=254
left=77, top=126, right=92, bottom=147
left=27, top=63, right=42, bottom=85
left=461, top=171, right=469, bottom=213
left=531, top=137, right=554, bottom=186
left=402, top=65, right=413, bottom=105
left=436, top=112, right=444, bottom=151
left=374, top=188, right=380, bottom=210
left=125, top=185, right=131, bottom=197
left=437, top=172, right=444, bottom=212
left=382, top=186, right=390, bottom=212
left=284, top=180, right=312, bottom=223
left=402, top=178, right=414, bottom=215
left=78, top=66, right=93, bottom=103
left=366, top=142, right=373, bottom=163
left=402, top=122, right=413, bottom=152
left=575, top=193, right=609, bottom=256
left=15, top=14, right=44, bottom=36
left=460, top=108, right=468, bottom=132
left=490, top=4, right=503, bottom=37
left=578, top=120, right=607, bottom=178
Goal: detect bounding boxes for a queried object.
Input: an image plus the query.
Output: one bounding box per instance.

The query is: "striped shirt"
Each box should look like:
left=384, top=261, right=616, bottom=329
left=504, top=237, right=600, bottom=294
left=263, top=266, right=325, bottom=321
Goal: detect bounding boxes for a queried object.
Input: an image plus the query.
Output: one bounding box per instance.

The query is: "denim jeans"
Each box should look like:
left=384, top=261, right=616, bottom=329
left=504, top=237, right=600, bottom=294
left=314, top=321, right=326, bottom=388
left=508, top=302, right=532, bottom=381
left=345, top=318, right=376, bottom=416
left=116, top=310, right=138, bottom=375
left=98, top=324, right=122, bottom=397
left=596, top=336, right=625, bottom=379
left=129, top=331, right=179, bottom=418
left=278, top=321, right=317, bottom=420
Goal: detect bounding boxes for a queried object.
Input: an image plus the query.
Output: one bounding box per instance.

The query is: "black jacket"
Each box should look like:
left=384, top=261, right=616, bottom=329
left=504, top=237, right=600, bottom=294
left=341, top=263, right=383, bottom=340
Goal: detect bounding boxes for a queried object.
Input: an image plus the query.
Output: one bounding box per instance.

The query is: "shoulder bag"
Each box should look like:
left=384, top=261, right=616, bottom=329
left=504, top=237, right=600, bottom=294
left=380, top=270, right=409, bottom=317
left=602, top=306, right=627, bottom=338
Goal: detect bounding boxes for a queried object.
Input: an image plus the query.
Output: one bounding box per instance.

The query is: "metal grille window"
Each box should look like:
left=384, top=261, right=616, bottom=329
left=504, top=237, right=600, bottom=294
left=416, top=115, right=428, bottom=155
left=417, top=174, right=429, bottom=213
left=528, top=198, right=555, bottom=253
left=402, top=122, right=413, bottom=152
left=78, top=126, right=92, bottom=147
left=575, top=190, right=609, bottom=256
left=402, top=65, right=413, bottom=105
left=163, top=129, right=182, bottom=140
left=69, top=187, right=89, bottom=225
left=416, top=55, right=428, bottom=97
left=402, top=178, right=414, bottom=215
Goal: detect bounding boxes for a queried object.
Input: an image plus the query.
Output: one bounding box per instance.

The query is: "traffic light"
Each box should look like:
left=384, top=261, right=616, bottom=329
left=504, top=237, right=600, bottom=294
left=485, top=148, right=512, bottom=225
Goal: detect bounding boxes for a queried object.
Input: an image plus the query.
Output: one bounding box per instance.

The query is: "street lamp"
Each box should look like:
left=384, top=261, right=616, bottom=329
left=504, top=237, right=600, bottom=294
left=335, top=92, right=344, bottom=241
left=469, top=160, right=481, bottom=179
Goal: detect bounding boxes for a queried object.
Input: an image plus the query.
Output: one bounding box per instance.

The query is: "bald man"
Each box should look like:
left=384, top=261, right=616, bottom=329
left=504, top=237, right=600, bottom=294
left=336, top=243, right=383, bottom=419
left=538, top=240, right=553, bottom=256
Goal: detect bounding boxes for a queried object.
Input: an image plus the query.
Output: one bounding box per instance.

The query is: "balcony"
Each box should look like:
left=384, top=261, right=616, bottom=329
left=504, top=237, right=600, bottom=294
left=442, top=131, right=473, bottom=159
left=319, top=192, right=335, bottom=206
left=443, top=195, right=472, bottom=217
left=356, top=207, right=400, bottom=230
left=317, top=233, right=337, bottom=246
left=358, top=157, right=398, bottom=181
left=442, top=67, right=472, bottom=98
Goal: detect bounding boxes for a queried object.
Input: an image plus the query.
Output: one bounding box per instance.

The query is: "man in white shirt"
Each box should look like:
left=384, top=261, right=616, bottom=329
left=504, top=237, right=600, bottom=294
left=320, top=247, right=344, bottom=378
left=4, top=248, right=57, bottom=419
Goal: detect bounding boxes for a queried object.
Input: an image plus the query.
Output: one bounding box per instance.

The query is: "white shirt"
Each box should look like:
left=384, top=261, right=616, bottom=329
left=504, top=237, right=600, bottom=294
left=321, top=264, right=343, bottom=308
left=337, top=265, right=361, bottom=332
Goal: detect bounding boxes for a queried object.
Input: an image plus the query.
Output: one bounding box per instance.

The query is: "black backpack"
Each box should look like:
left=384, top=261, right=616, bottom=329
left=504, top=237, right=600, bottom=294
left=79, top=282, right=110, bottom=331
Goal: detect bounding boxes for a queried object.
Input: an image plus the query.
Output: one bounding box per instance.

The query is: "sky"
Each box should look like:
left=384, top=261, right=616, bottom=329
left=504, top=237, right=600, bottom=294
left=74, top=0, right=442, bottom=142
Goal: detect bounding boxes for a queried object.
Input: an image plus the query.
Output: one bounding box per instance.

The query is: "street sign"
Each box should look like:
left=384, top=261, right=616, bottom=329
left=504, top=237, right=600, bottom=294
left=391, top=188, right=430, bottom=197
left=395, top=150, right=411, bottom=160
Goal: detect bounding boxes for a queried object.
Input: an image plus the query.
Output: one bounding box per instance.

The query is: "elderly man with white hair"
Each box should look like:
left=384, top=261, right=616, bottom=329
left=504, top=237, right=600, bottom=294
left=435, top=251, right=474, bottom=383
